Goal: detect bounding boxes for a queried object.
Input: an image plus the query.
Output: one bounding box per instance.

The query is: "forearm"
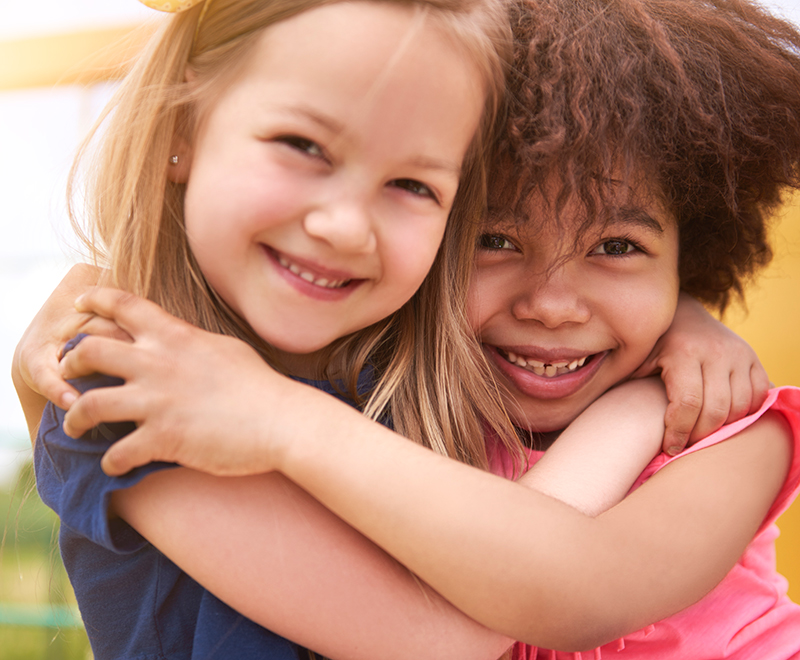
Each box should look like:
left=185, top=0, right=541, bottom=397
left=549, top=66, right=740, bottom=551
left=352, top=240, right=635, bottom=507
left=524, top=378, right=667, bottom=516
left=275, top=389, right=789, bottom=649
left=113, top=468, right=513, bottom=660
left=11, top=345, right=48, bottom=442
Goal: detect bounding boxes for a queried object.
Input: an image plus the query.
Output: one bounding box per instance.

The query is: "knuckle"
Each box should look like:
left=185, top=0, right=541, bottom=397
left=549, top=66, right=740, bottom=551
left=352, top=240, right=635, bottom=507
left=674, top=391, right=703, bottom=412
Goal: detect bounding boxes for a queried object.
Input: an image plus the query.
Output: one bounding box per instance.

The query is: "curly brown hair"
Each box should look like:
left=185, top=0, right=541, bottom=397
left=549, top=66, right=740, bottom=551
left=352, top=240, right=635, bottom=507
left=497, top=0, right=800, bottom=312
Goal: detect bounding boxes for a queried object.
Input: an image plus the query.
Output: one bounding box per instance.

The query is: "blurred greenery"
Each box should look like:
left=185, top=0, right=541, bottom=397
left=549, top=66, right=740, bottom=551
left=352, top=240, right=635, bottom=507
left=1, top=461, right=92, bottom=660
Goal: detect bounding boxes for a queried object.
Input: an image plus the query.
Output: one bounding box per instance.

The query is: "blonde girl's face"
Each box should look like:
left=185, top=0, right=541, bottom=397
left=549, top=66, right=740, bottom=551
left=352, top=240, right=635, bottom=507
left=468, top=187, right=680, bottom=433
left=180, top=1, right=485, bottom=376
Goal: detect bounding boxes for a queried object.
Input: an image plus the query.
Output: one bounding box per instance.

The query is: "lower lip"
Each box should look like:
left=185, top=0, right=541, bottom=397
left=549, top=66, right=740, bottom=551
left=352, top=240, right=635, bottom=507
left=262, top=246, right=362, bottom=302
left=486, top=345, right=608, bottom=401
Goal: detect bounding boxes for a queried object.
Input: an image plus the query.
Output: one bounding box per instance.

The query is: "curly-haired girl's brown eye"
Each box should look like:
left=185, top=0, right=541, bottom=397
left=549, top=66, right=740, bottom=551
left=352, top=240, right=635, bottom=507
left=478, top=234, right=516, bottom=250
left=594, top=239, right=634, bottom=256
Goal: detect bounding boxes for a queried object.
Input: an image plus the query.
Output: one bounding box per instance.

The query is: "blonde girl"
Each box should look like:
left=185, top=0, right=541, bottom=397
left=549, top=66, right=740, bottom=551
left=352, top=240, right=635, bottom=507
left=20, top=0, right=530, bottom=658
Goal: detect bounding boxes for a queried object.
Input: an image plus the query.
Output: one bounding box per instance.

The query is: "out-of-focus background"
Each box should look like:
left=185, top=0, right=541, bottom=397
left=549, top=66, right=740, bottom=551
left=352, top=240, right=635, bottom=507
left=1, top=1, right=800, bottom=657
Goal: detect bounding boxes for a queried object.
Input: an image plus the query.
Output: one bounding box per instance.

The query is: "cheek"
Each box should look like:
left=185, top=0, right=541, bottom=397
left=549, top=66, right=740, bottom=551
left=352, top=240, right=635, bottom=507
left=386, top=219, right=447, bottom=289
left=623, top=276, right=680, bottom=355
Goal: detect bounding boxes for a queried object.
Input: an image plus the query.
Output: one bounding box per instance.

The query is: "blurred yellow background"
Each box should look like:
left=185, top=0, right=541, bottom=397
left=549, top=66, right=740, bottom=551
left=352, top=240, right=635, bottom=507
left=726, top=195, right=800, bottom=600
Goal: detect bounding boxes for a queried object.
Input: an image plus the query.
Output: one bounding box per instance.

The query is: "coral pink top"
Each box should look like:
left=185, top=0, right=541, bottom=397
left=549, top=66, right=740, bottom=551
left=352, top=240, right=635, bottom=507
left=489, top=387, right=800, bottom=660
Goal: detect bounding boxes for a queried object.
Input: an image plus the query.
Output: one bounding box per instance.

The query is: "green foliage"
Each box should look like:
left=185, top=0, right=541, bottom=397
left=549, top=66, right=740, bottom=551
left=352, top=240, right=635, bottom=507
left=1, top=460, right=92, bottom=659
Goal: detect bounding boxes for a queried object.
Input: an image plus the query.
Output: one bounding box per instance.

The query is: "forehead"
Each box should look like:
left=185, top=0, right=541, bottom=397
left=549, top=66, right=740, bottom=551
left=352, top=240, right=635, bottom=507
left=486, top=170, right=676, bottom=238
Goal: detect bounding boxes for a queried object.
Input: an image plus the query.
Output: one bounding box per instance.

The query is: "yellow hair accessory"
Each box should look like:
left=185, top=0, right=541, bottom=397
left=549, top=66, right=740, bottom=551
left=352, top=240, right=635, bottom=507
left=138, top=0, right=212, bottom=44
left=139, top=0, right=205, bottom=11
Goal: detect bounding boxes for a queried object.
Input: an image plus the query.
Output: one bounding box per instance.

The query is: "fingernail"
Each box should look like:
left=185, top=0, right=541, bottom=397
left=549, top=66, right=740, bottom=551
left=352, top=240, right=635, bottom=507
left=667, top=446, right=682, bottom=456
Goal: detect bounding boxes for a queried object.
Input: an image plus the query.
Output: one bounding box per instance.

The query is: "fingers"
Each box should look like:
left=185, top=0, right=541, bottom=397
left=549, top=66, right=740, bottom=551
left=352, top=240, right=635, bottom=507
left=61, top=383, right=145, bottom=439
left=661, top=363, right=703, bottom=455
left=749, top=360, right=771, bottom=413
left=76, top=314, right=134, bottom=343
left=31, top=361, right=81, bottom=410
left=59, top=335, right=141, bottom=382
left=101, top=431, right=159, bottom=476
left=74, top=288, right=178, bottom=340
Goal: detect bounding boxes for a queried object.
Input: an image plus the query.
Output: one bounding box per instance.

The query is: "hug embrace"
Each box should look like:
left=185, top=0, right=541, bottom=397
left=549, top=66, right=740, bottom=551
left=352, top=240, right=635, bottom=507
left=12, top=0, right=800, bottom=658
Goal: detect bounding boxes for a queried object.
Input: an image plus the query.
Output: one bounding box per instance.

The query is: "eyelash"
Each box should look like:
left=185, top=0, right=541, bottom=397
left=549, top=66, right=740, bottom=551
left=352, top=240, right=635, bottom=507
left=275, top=135, right=326, bottom=159
left=478, top=233, right=518, bottom=251
left=390, top=179, right=439, bottom=204
left=590, top=235, right=646, bottom=257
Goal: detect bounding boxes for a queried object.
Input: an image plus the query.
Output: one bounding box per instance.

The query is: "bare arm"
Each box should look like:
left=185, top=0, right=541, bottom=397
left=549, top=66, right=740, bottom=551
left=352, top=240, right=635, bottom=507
left=525, top=377, right=666, bottom=515
left=112, top=470, right=513, bottom=660
left=58, top=291, right=791, bottom=650
left=272, top=396, right=790, bottom=649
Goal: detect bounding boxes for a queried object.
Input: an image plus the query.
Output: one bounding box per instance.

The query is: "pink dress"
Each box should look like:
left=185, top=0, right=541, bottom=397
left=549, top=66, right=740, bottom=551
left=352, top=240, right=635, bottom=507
left=489, top=387, right=800, bottom=660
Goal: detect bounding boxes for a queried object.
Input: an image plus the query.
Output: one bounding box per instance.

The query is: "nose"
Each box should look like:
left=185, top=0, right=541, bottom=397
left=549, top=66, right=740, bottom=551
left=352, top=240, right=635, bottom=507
left=511, top=265, right=591, bottom=328
left=303, top=198, right=377, bottom=254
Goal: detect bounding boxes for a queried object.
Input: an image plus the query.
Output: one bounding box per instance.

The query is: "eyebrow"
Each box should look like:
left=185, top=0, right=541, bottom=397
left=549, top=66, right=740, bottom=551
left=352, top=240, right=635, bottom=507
left=608, top=207, right=666, bottom=235
left=282, top=105, right=463, bottom=177
left=284, top=104, right=346, bottom=135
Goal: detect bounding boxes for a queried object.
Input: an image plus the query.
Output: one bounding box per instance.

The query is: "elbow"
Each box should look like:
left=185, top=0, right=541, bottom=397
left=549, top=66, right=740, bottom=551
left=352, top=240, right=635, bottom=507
left=504, top=593, right=636, bottom=652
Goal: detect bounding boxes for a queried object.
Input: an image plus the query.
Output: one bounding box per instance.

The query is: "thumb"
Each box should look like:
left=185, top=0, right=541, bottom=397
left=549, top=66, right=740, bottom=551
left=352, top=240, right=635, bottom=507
left=101, top=430, right=160, bottom=476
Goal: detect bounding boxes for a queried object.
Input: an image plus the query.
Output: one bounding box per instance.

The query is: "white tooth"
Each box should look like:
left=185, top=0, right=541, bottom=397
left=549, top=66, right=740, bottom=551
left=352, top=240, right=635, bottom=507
left=578, top=357, right=587, bottom=367
left=316, top=278, right=329, bottom=287
left=545, top=365, right=558, bottom=377
left=529, top=359, right=544, bottom=368
left=568, top=360, right=578, bottom=370
left=507, top=351, right=517, bottom=363
left=516, top=357, right=527, bottom=367
left=289, top=264, right=301, bottom=275
left=278, top=255, right=289, bottom=267
left=552, top=361, right=568, bottom=369
left=300, top=271, right=315, bottom=282
left=533, top=365, right=545, bottom=376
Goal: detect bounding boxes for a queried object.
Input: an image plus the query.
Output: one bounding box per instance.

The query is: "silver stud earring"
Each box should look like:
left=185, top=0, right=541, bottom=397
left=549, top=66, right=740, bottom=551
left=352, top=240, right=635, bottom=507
left=169, top=155, right=179, bottom=165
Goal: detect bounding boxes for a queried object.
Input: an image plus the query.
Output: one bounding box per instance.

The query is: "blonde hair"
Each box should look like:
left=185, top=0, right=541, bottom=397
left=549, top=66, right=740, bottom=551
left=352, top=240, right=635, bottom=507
left=69, top=0, right=520, bottom=469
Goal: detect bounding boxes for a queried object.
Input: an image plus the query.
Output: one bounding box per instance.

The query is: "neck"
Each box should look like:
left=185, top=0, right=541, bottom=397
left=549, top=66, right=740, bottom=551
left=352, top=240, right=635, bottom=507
left=272, top=347, right=330, bottom=381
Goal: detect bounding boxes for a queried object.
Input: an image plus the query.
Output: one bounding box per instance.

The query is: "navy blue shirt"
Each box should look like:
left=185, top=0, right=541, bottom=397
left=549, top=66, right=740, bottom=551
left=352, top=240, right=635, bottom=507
left=36, top=336, right=375, bottom=660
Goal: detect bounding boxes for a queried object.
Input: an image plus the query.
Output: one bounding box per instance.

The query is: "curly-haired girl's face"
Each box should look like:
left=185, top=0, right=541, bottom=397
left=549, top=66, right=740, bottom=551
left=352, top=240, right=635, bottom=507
left=468, top=186, right=680, bottom=433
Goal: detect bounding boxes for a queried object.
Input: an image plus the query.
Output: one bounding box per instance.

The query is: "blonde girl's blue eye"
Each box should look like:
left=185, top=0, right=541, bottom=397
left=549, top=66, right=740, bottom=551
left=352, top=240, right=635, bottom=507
left=478, top=233, right=516, bottom=251
left=277, top=135, right=325, bottom=158
left=391, top=179, right=438, bottom=203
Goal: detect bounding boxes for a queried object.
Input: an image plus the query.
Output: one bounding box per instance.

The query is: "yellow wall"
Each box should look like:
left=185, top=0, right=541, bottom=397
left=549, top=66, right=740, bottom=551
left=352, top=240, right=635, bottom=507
left=724, top=194, right=800, bottom=600
left=0, top=25, right=150, bottom=91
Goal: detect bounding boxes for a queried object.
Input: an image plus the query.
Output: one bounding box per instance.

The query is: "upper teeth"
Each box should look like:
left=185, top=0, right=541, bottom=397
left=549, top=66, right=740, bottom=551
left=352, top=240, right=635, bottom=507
left=504, top=351, right=588, bottom=377
left=278, top=255, right=349, bottom=289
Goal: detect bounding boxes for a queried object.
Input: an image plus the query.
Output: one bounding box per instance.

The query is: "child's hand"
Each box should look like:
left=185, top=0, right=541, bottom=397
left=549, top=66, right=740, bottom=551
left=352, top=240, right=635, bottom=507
left=632, top=293, right=769, bottom=455
left=12, top=264, right=130, bottom=441
left=59, top=288, right=300, bottom=478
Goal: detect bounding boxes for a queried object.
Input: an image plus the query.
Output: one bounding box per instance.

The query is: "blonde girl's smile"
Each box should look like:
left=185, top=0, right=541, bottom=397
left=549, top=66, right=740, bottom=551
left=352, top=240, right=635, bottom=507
left=178, top=2, right=485, bottom=368
left=269, top=247, right=358, bottom=295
